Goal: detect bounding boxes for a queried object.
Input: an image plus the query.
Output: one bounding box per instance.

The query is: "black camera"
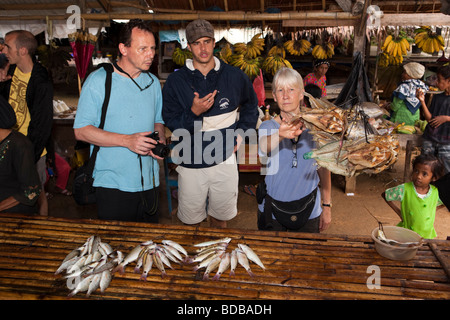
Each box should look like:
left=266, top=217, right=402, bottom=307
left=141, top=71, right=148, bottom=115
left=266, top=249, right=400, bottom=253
left=146, top=131, right=170, bottom=158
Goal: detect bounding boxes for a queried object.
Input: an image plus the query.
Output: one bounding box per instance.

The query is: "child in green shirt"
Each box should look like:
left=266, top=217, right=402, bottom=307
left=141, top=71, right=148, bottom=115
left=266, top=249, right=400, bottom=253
left=382, top=154, right=444, bottom=239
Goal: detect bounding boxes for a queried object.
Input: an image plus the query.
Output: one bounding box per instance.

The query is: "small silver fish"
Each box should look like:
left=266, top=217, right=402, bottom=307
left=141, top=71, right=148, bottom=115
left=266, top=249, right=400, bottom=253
left=55, top=255, right=79, bottom=275
left=202, top=255, right=222, bottom=281
left=99, top=270, right=112, bottom=294
left=153, top=251, right=167, bottom=278
left=236, top=249, right=254, bottom=277
left=67, top=255, right=88, bottom=274
left=68, top=274, right=93, bottom=298
left=194, top=237, right=232, bottom=248
left=212, top=252, right=231, bottom=281
left=156, top=247, right=173, bottom=270
left=86, top=272, right=102, bottom=297
left=98, top=242, right=113, bottom=256
left=161, top=244, right=183, bottom=262
left=238, top=243, right=266, bottom=270
left=61, top=248, right=81, bottom=264
left=193, top=252, right=223, bottom=271
left=140, top=251, right=154, bottom=281
left=229, top=249, right=238, bottom=277
left=113, top=244, right=145, bottom=274
left=161, top=240, right=188, bottom=257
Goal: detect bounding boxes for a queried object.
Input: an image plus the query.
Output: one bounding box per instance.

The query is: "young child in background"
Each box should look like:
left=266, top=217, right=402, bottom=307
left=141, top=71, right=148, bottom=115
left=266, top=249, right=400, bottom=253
left=389, top=62, right=428, bottom=126
left=382, top=154, right=444, bottom=239
left=417, top=65, right=450, bottom=174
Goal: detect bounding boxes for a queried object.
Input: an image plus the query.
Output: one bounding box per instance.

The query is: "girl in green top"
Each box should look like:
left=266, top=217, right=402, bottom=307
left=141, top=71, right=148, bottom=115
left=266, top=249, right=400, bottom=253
left=382, top=154, right=444, bottom=239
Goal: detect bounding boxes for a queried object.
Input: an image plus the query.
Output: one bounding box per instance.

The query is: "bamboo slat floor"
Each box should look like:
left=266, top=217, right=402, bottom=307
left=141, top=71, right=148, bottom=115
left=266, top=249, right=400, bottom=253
left=0, top=213, right=449, bottom=300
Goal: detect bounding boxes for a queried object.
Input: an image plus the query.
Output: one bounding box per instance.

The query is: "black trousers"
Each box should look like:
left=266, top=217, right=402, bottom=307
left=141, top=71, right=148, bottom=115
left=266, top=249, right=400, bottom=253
left=96, top=186, right=160, bottom=223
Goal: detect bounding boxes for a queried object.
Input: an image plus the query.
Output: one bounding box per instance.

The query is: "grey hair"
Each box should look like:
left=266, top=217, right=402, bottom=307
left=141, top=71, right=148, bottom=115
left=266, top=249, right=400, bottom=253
left=272, top=67, right=304, bottom=93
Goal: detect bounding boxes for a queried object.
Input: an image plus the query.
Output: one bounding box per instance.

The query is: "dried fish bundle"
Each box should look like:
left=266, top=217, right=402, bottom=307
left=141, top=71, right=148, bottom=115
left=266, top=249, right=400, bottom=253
left=304, top=134, right=399, bottom=177
left=302, top=108, right=345, bottom=134
left=113, top=239, right=188, bottom=280
left=189, top=238, right=265, bottom=281
left=55, top=235, right=123, bottom=298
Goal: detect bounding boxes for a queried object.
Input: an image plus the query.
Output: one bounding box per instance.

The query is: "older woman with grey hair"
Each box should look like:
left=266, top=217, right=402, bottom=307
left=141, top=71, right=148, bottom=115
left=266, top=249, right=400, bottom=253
left=257, top=67, right=332, bottom=233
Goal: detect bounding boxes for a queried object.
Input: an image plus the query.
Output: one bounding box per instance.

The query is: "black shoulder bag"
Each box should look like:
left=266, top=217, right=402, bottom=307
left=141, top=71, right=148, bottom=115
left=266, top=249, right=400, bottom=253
left=73, top=63, right=113, bottom=205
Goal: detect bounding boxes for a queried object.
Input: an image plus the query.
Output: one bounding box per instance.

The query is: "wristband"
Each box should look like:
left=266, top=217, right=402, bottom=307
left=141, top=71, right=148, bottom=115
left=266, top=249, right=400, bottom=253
left=322, top=203, right=332, bottom=208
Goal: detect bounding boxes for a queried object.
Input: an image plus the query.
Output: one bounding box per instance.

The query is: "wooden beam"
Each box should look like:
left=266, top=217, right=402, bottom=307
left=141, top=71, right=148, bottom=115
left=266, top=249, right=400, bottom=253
left=224, top=0, right=230, bottom=29
left=379, top=13, right=450, bottom=25
left=0, top=10, right=358, bottom=22
left=283, top=12, right=449, bottom=27
left=283, top=19, right=358, bottom=28
left=261, top=0, right=265, bottom=29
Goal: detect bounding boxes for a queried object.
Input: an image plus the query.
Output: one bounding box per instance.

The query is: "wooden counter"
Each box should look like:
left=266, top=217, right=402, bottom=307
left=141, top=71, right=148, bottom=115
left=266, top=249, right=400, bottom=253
left=0, top=213, right=449, bottom=300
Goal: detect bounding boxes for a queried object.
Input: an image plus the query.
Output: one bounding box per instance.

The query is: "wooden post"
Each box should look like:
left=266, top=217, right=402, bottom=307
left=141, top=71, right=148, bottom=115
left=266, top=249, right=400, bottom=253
left=345, top=176, right=356, bottom=194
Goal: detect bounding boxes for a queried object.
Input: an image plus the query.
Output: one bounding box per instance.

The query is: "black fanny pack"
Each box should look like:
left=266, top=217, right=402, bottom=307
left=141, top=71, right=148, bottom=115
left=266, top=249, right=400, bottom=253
left=266, top=187, right=317, bottom=230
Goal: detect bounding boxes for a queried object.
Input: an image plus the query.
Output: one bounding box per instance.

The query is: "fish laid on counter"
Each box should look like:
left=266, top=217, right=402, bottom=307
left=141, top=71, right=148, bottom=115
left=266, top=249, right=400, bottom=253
left=113, top=239, right=188, bottom=280
left=190, top=238, right=265, bottom=280
left=55, top=235, right=123, bottom=298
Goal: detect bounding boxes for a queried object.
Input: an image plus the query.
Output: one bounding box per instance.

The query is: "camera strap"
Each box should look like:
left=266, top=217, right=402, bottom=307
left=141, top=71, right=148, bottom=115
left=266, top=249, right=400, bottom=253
left=83, top=63, right=113, bottom=176
left=138, top=155, right=158, bottom=216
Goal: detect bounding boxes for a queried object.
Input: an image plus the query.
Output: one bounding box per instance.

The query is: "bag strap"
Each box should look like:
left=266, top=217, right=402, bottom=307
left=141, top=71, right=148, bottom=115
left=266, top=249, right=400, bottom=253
left=85, top=63, right=113, bottom=173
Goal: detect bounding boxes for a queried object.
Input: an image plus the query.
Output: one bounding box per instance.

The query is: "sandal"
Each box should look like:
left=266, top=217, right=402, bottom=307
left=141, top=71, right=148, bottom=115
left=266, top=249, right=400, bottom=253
left=243, top=185, right=256, bottom=196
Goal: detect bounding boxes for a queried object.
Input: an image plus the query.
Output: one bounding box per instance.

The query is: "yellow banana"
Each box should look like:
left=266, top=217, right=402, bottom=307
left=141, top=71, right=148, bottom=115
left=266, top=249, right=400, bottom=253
left=382, top=35, right=393, bottom=51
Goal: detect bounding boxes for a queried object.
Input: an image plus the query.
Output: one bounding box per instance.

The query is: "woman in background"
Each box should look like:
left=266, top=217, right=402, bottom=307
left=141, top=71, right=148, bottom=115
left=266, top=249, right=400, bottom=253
left=304, top=59, right=330, bottom=97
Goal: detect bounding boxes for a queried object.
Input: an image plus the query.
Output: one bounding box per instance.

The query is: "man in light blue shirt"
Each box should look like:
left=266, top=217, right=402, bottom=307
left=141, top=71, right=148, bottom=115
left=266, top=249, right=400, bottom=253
left=74, top=19, right=165, bottom=222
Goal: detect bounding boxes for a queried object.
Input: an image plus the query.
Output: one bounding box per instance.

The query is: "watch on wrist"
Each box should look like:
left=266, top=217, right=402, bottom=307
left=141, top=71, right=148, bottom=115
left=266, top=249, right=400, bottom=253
left=322, top=203, right=332, bottom=208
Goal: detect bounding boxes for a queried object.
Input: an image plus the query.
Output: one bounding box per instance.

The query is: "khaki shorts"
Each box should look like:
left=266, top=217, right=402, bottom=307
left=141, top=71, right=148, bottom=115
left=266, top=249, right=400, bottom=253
left=176, top=155, right=238, bottom=225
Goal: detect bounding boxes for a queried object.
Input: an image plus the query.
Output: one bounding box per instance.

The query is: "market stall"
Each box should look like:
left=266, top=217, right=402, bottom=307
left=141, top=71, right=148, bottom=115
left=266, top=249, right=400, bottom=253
left=0, top=213, right=449, bottom=300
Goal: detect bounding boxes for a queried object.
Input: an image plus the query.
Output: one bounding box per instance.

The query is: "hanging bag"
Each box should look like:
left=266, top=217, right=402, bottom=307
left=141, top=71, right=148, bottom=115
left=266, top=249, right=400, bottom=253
left=73, top=63, right=113, bottom=205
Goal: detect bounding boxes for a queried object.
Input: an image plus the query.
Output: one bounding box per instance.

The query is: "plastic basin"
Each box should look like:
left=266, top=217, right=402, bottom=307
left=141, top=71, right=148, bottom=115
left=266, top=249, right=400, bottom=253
left=371, top=226, right=423, bottom=261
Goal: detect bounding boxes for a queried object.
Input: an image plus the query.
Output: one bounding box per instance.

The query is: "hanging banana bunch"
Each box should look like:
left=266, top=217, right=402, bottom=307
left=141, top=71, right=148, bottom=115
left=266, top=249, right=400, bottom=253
left=311, top=43, right=334, bottom=59
left=267, top=42, right=286, bottom=58
left=378, top=51, right=403, bottom=67
left=381, top=34, right=410, bottom=57
left=414, top=26, right=444, bottom=54
left=232, top=33, right=265, bottom=59
left=229, top=33, right=265, bottom=79
left=219, top=43, right=233, bottom=64
left=262, top=54, right=293, bottom=76
left=172, top=47, right=193, bottom=66
left=284, top=35, right=311, bottom=56
left=311, top=30, right=334, bottom=59
left=229, top=54, right=262, bottom=79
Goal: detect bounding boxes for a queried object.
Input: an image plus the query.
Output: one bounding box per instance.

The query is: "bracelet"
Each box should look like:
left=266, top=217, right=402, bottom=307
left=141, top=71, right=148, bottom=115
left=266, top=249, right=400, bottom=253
left=322, top=203, right=332, bottom=208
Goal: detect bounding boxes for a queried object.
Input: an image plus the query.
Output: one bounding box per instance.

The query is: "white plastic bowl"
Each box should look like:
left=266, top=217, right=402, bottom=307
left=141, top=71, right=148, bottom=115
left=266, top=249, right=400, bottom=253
left=371, top=226, right=423, bottom=261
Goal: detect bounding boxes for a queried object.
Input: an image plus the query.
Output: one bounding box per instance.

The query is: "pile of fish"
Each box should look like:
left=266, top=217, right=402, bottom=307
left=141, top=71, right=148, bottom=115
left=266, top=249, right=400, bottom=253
left=299, top=93, right=399, bottom=177
left=304, top=134, right=399, bottom=177
left=113, top=239, right=188, bottom=280
left=55, top=236, right=267, bottom=298
left=189, top=237, right=266, bottom=280
left=55, top=236, right=123, bottom=297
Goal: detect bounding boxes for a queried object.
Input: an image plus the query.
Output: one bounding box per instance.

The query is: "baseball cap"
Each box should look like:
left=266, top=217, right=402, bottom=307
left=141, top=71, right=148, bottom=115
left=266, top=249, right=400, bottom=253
left=186, top=19, right=214, bottom=43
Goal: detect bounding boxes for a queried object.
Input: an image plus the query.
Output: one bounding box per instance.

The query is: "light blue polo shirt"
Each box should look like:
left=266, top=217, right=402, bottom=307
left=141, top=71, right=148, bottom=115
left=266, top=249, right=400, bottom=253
left=74, top=67, right=164, bottom=192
